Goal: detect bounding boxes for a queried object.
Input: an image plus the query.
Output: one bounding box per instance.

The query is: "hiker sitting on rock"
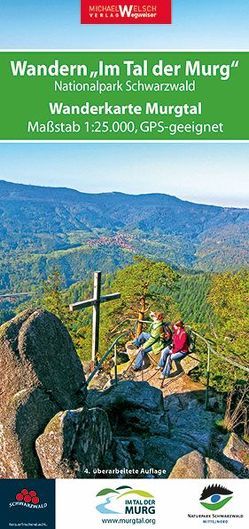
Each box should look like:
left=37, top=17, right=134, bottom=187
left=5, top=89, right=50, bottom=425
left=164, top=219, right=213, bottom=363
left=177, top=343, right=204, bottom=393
left=132, top=311, right=166, bottom=371
left=157, top=320, right=189, bottom=379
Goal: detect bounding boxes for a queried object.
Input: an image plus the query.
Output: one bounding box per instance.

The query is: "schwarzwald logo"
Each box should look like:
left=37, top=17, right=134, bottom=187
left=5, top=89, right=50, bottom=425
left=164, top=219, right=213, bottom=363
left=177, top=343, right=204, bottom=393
left=9, top=489, right=47, bottom=509
left=16, top=489, right=40, bottom=505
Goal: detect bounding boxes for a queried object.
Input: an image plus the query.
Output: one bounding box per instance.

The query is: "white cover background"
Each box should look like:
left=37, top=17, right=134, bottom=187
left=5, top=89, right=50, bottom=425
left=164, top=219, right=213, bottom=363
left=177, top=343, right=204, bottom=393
left=56, top=478, right=249, bottom=528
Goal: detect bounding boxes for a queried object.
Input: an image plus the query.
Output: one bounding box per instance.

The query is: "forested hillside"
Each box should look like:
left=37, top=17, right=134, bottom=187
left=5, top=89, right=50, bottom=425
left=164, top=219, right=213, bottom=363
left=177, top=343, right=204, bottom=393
left=0, top=180, right=248, bottom=293
left=173, top=273, right=214, bottom=325
left=0, top=181, right=248, bottom=393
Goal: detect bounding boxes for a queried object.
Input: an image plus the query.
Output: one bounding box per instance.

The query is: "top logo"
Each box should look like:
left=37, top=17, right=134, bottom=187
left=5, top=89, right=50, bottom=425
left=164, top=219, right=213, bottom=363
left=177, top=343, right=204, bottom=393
left=81, top=0, right=172, bottom=24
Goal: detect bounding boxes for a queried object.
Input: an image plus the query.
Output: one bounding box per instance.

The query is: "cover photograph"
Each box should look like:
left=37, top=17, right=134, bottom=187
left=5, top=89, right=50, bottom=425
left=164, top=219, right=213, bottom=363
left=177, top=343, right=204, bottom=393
left=0, top=2, right=248, bottom=528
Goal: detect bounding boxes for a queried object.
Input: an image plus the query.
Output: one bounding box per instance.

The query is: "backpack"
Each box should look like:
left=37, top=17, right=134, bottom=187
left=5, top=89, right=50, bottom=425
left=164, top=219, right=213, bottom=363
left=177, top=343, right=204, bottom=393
left=186, top=330, right=196, bottom=353
left=163, top=322, right=172, bottom=344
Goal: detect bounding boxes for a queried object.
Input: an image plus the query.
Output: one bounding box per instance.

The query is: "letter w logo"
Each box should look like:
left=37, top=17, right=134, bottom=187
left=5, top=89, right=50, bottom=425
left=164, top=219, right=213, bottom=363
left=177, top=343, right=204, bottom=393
left=119, top=4, right=133, bottom=17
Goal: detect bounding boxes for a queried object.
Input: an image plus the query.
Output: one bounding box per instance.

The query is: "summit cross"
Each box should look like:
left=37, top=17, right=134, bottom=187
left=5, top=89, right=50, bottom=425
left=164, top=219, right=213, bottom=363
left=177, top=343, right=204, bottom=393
left=69, top=271, right=121, bottom=367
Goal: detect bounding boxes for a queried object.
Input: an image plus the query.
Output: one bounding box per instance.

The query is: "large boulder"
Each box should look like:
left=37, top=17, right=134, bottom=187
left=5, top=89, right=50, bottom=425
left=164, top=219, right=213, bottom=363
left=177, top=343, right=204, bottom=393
left=168, top=451, right=205, bottom=479
left=36, top=407, right=112, bottom=478
left=0, top=309, right=86, bottom=478
left=120, top=408, right=169, bottom=437
left=87, top=381, right=164, bottom=413
left=0, top=387, right=59, bottom=479
left=170, top=402, right=217, bottom=455
left=105, top=438, right=135, bottom=473
left=206, top=458, right=238, bottom=479
left=223, top=433, right=249, bottom=475
left=143, top=437, right=192, bottom=475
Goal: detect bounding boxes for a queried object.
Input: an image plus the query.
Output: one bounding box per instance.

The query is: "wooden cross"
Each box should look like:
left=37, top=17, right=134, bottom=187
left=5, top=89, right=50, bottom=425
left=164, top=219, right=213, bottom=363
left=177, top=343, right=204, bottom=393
left=69, top=271, right=121, bottom=366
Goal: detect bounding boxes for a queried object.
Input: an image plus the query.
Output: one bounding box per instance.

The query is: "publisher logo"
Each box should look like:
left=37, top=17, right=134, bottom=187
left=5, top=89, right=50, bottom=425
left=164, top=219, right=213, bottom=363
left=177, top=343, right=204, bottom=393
left=81, top=0, right=172, bottom=24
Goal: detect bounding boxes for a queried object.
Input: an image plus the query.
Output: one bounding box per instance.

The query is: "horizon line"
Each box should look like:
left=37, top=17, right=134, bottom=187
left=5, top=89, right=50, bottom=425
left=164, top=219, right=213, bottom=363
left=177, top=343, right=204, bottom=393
left=0, top=178, right=248, bottom=211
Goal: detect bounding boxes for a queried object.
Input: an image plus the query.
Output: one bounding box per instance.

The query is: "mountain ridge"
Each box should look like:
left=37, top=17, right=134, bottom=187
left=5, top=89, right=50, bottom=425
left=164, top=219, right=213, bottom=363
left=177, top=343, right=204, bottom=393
left=0, top=179, right=248, bottom=291
left=0, top=179, right=248, bottom=210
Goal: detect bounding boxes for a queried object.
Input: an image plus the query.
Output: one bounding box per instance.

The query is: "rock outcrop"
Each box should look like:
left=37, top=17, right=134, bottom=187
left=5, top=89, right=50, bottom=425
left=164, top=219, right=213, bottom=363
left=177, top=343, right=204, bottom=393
left=35, top=377, right=248, bottom=480
left=143, top=437, right=193, bottom=475
left=36, top=407, right=112, bottom=478
left=0, top=309, right=86, bottom=478
left=87, top=381, right=170, bottom=440
left=170, top=402, right=216, bottom=454
left=120, top=408, right=169, bottom=437
left=168, top=452, right=238, bottom=479
left=1, top=310, right=248, bottom=481
left=87, top=381, right=164, bottom=413
left=168, top=450, right=206, bottom=479
left=223, top=433, right=249, bottom=476
left=206, top=458, right=238, bottom=479
left=86, top=380, right=217, bottom=477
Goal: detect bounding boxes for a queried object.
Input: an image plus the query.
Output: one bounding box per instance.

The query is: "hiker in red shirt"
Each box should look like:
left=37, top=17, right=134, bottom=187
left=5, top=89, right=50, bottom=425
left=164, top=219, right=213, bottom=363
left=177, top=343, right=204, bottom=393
left=157, top=320, right=189, bottom=379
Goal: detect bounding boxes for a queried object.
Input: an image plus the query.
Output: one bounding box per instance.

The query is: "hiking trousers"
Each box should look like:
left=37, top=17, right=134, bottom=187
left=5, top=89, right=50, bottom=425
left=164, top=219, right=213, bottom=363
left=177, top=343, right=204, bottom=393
left=133, top=332, right=151, bottom=347
left=158, top=346, right=187, bottom=377
left=133, top=345, right=153, bottom=369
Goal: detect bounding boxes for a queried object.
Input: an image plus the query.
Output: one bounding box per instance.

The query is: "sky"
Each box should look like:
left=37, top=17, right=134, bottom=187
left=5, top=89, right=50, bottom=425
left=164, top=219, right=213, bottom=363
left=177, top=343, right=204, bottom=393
left=0, top=2, right=248, bottom=209
left=0, top=143, right=248, bottom=208
left=0, top=0, right=249, bottom=49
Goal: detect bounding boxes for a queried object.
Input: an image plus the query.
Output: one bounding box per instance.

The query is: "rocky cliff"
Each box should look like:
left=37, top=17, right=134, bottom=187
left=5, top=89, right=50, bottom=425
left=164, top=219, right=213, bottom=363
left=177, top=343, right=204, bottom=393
left=0, top=309, right=248, bottom=480
left=0, top=309, right=86, bottom=478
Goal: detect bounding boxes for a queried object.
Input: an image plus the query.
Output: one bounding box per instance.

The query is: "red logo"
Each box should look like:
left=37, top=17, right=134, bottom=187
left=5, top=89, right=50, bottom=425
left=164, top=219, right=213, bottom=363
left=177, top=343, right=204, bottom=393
left=15, top=489, right=40, bottom=505
left=81, top=0, right=172, bottom=24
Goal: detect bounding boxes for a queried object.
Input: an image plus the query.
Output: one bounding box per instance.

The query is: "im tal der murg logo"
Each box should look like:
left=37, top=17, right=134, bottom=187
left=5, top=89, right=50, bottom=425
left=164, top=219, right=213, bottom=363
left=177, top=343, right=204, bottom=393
left=96, top=485, right=156, bottom=516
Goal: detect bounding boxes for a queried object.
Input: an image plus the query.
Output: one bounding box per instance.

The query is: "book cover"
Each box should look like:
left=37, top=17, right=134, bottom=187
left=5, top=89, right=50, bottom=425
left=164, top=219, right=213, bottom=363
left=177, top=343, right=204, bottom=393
left=0, top=2, right=248, bottom=528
